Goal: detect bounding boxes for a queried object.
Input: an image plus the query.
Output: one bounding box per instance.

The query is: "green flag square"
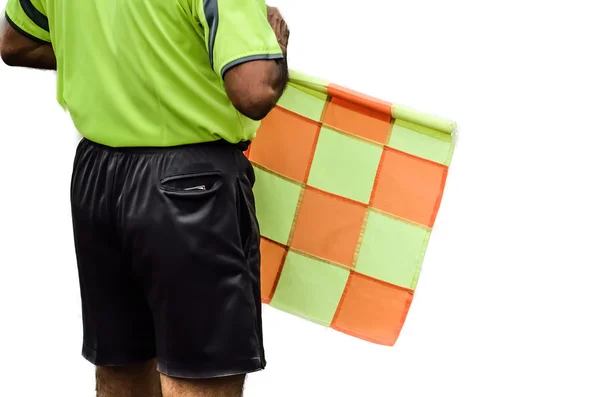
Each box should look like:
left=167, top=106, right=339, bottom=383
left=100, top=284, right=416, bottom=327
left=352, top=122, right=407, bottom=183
left=355, top=210, right=431, bottom=290
left=277, top=84, right=328, bottom=122
left=307, top=127, right=382, bottom=203
left=270, top=251, right=350, bottom=326
left=253, top=167, right=302, bottom=245
left=388, top=120, right=452, bottom=165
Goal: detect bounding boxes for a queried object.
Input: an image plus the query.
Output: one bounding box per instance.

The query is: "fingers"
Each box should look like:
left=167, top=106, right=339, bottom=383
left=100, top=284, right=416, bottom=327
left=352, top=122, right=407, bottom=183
left=267, top=6, right=280, bottom=26
left=267, top=7, right=289, bottom=52
left=267, top=8, right=287, bottom=31
left=281, top=18, right=290, bottom=37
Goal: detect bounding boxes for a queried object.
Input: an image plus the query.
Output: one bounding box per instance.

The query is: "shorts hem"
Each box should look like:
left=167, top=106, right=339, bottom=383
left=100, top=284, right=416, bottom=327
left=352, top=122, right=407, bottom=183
left=157, top=357, right=266, bottom=379
left=82, top=344, right=156, bottom=367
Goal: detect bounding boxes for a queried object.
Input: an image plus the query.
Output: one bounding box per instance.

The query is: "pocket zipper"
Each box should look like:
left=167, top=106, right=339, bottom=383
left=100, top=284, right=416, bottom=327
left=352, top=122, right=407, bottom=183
left=183, top=185, right=207, bottom=191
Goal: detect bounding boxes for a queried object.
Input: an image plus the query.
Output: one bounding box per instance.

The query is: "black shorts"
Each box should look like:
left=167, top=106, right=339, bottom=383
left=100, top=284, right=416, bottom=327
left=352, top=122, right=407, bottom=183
left=70, top=138, right=265, bottom=379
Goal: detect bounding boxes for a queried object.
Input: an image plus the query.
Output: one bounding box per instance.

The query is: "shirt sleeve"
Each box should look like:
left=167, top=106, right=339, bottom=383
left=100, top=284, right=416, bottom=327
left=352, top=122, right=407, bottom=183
left=194, top=0, right=284, bottom=78
left=5, top=0, right=51, bottom=43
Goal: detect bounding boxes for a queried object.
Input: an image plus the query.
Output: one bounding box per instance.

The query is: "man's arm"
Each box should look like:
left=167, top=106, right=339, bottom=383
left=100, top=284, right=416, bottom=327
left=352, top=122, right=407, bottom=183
left=224, top=57, right=287, bottom=120
left=0, top=17, right=56, bottom=69
left=223, top=7, right=289, bottom=120
left=1, top=0, right=56, bottom=70
left=195, top=0, right=290, bottom=120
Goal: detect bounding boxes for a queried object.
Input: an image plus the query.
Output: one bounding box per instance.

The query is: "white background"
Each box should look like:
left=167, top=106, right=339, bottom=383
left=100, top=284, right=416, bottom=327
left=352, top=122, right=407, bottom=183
left=1, top=0, right=599, bottom=395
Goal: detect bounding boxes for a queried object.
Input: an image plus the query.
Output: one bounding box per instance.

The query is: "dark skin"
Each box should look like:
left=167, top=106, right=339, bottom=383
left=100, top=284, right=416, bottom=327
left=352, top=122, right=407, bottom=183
left=223, top=5, right=290, bottom=120
left=266, top=6, right=290, bottom=54
left=0, top=6, right=290, bottom=121
left=0, top=18, right=56, bottom=69
left=95, top=360, right=162, bottom=397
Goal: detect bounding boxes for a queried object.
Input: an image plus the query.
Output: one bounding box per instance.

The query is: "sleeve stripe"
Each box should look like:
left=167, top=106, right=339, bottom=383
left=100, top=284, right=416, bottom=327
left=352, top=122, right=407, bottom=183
left=202, top=0, right=219, bottom=70
left=5, top=11, right=49, bottom=43
left=221, top=53, right=284, bottom=77
left=18, top=0, right=49, bottom=32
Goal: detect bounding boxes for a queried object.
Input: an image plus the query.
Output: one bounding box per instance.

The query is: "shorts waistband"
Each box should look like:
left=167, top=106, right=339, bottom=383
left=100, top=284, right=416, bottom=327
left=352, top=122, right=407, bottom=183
left=81, top=138, right=250, bottom=154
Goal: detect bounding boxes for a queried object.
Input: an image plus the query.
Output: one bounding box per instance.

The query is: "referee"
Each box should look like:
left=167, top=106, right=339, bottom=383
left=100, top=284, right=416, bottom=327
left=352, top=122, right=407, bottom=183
left=1, top=0, right=289, bottom=396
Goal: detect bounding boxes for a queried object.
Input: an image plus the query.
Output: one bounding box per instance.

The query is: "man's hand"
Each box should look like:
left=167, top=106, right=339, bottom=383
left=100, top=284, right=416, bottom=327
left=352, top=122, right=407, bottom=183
left=267, top=6, right=290, bottom=56
left=0, top=18, right=56, bottom=70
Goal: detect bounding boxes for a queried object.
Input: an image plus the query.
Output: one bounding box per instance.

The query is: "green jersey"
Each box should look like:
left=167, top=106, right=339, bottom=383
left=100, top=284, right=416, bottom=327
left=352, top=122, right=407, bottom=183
left=5, top=0, right=284, bottom=146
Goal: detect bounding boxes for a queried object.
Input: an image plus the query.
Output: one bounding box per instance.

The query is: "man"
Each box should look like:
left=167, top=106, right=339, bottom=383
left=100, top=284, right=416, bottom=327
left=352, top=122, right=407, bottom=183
left=1, top=0, right=289, bottom=396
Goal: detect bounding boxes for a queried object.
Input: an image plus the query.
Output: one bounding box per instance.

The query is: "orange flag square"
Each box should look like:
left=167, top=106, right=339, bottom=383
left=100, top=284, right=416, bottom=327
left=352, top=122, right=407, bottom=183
left=290, top=187, right=367, bottom=267
left=249, top=106, right=320, bottom=183
left=322, top=97, right=391, bottom=144
left=332, top=273, right=413, bottom=346
left=371, top=149, right=448, bottom=227
left=259, top=238, right=288, bottom=304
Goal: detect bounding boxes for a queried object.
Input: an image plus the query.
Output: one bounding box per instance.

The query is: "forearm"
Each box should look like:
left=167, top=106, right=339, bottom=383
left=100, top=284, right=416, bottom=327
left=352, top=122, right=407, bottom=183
left=265, top=56, right=289, bottom=108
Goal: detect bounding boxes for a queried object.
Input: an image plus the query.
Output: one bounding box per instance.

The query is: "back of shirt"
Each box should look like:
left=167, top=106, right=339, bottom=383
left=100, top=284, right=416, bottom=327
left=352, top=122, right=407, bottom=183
left=5, top=0, right=283, bottom=147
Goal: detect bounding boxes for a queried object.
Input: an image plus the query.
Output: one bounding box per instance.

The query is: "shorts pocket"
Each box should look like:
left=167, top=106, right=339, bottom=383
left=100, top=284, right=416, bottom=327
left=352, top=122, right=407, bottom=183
left=159, top=171, right=223, bottom=197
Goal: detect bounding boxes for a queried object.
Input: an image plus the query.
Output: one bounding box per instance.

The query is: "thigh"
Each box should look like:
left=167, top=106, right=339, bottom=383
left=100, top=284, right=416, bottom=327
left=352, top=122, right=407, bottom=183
left=123, top=143, right=265, bottom=379
left=71, top=139, right=156, bottom=366
left=96, top=359, right=162, bottom=397
left=160, top=373, right=245, bottom=397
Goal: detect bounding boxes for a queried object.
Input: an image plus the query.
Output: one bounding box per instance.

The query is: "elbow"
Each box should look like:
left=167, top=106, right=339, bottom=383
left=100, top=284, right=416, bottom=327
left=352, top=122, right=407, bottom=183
left=235, top=100, right=276, bottom=121
left=0, top=39, right=21, bottom=67
left=230, top=86, right=280, bottom=121
left=239, top=104, right=275, bottom=121
left=1, top=50, right=19, bottom=66
left=223, top=59, right=288, bottom=120
left=0, top=43, right=15, bottom=66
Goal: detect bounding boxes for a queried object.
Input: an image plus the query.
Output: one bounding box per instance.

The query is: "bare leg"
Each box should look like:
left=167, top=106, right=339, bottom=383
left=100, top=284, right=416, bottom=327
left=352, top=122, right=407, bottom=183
left=160, top=374, right=246, bottom=397
left=96, top=359, right=162, bottom=397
